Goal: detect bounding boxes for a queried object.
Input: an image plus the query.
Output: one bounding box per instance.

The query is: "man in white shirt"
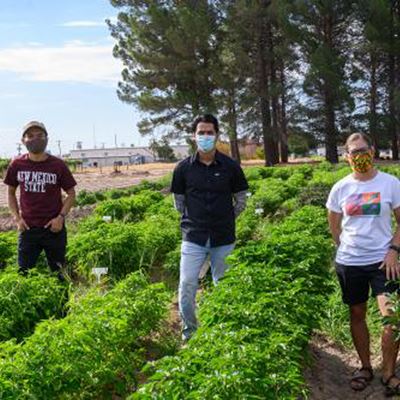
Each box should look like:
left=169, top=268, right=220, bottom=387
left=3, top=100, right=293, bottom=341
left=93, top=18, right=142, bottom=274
left=327, top=133, right=400, bottom=395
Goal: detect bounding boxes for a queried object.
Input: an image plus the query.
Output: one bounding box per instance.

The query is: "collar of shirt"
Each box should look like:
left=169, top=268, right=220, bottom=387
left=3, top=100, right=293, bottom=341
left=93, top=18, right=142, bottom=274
left=190, top=150, right=223, bottom=166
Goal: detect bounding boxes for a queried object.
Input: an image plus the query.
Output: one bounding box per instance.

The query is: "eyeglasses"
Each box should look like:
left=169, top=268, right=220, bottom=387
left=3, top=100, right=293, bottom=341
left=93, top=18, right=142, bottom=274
left=196, top=130, right=215, bottom=136
left=348, top=147, right=370, bottom=156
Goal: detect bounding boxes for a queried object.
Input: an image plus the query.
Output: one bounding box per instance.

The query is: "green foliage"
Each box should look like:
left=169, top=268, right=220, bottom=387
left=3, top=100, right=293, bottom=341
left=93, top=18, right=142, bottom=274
left=0, top=159, right=10, bottom=177
left=163, top=246, right=181, bottom=279
left=0, top=268, right=67, bottom=342
left=75, top=176, right=171, bottom=207
left=75, top=189, right=99, bottom=206
left=133, top=206, right=334, bottom=399
left=94, top=190, right=164, bottom=222
left=0, top=272, right=170, bottom=399
left=298, top=182, right=332, bottom=208
left=149, top=138, right=177, bottom=162
left=68, top=213, right=180, bottom=281
left=0, top=231, right=17, bottom=268
left=249, top=178, right=291, bottom=216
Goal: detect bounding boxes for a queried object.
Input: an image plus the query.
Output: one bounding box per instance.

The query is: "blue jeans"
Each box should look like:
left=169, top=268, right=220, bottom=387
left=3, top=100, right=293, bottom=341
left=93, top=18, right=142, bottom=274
left=179, top=240, right=235, bottom=340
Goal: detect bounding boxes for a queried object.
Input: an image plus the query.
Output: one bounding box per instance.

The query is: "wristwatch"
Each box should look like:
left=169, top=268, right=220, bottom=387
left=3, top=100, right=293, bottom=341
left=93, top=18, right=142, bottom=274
left=389, top=244, right=400, bottom=253
left=59, top=212, right=66, bottom=220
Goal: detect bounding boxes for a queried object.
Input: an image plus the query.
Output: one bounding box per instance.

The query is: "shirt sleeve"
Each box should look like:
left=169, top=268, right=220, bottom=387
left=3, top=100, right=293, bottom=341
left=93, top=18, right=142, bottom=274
left=60, top=161, right=77, bottom=191
left=392, top=177, right=400, bottom=210
left=3, top=161, right=19, bottom=187
left=231, top=163, right=249, bottom=193
left=170, top=163, right=186, bottom=194
left=233, top=190, right=248, bottom=218
left=326, top=185, right=342, bottom=213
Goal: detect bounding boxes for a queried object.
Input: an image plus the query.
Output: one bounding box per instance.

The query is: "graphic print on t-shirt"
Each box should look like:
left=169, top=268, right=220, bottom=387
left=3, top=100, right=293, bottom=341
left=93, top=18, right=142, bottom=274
left=17, top=170, right=57, bottom=193
left=345, top=192, right=381, bottom=216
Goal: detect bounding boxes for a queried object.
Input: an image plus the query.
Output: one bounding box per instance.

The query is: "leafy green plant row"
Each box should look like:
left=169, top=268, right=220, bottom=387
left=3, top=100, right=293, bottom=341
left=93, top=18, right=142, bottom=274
left=0, top=268, right=67, bottom=342
left=0, top=271, right=170, bottom=399
left=68, top=198, right=180, bottom=281
left=75, top=174, right=172, bottom=206
left=94, top=190, right=164, bottom=222
left=133, top=206, right=334, bottom=399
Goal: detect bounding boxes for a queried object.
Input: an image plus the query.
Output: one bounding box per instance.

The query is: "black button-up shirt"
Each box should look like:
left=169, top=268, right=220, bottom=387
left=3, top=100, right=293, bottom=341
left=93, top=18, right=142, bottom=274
left=171, top=151, right=249, bottom=247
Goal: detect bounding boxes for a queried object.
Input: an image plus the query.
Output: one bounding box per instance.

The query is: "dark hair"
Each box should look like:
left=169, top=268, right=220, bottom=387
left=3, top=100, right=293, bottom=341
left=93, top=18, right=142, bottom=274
left=345, top=132, right=373, bottom=152
left=192, top=114, right=219, bottom=133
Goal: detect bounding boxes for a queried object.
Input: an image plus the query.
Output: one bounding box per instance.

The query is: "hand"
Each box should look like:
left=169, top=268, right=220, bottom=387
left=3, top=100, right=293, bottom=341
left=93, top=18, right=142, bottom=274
left=15, top=216, right=29, bottom=232
left=379, top=250, right=400, bottom=280
left=45, top=215, right=64, bottom=232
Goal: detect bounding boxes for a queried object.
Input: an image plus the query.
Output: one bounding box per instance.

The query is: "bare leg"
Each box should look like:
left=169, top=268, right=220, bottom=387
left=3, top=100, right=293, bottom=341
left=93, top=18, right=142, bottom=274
left=377, top=295, right=400, bottom=383
left=350, top=302, right=371, bottom=368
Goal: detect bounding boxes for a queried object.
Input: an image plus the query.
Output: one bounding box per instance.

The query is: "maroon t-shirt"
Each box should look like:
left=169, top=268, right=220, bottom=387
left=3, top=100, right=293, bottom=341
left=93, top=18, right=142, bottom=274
left=4, top=154, right=77, bottom=227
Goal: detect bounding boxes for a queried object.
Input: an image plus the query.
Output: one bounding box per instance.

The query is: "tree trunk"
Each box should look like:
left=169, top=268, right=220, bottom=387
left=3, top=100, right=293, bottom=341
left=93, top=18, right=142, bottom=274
left=257, top=21, right=275, bottom=166
left=227, top=86, right=241, bottom=163
left=279, top=63, right=289, bottom=163
left=323, top=15, right=338, bottom=163
left=369, top=50, right=379, bottom=159
left=268, top=23, right=280, bottom=164
left=389, top=4, right=399, bottom=160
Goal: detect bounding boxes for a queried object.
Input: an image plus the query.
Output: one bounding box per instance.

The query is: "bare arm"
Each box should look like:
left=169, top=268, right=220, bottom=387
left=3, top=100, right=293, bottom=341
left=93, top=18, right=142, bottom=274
left=45, top=187, right=76, bottom=232
left=7, top=185, right=19, bottom=220
left=7, top=185, right=30, bottom=231
left=61, top=187, right=76, bottom=216
left=380, top=207, right=400, bottom=280
left=327, top=210, right=342, bottom=246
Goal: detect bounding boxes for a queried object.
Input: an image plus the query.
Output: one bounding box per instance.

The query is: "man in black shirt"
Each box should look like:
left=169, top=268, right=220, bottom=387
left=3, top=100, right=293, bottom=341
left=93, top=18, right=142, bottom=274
left=171, top=114, right=249, bottom=341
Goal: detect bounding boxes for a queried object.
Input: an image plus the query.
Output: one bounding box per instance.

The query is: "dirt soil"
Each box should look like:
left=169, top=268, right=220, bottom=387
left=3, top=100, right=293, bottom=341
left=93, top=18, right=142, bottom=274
left=304, top=333, right=398, bottom=400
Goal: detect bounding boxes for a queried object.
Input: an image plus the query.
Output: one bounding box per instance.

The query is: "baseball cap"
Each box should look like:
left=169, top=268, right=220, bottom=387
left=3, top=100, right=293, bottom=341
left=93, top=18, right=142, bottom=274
left=22, top=121, right=48, bottom=136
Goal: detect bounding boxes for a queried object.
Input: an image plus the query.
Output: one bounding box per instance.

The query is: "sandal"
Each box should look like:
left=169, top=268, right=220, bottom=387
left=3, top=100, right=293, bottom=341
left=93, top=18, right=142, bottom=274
left=381, top=374, right=400, bottom=397
left=350, top=366, right=374, bottom=391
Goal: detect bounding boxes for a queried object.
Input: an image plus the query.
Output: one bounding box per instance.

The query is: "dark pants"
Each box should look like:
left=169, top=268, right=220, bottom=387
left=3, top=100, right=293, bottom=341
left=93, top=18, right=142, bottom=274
left=18, top=226, right=67, bottom=279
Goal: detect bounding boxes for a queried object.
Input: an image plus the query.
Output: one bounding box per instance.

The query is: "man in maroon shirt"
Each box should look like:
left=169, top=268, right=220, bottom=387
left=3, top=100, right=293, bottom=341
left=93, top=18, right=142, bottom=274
left=4, top=121, right=77, bottom=279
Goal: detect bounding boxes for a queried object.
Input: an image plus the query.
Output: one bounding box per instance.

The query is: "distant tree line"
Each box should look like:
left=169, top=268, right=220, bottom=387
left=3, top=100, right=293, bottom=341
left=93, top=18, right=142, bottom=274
left=108, top=0, right=400, bottom=164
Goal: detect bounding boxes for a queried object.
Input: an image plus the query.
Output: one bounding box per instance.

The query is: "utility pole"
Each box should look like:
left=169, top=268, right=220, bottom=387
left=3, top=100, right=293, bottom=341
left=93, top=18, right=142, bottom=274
left=93, top=124, right=97, bottom=148
left=16, top=143, right=22, bottom=155
left=56, top=140, right=62, bottom=157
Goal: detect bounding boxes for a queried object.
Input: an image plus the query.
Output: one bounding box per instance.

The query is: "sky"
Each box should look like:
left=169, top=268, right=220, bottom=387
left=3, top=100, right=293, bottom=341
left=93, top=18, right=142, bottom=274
left=0, top=0, right=147, bottom=158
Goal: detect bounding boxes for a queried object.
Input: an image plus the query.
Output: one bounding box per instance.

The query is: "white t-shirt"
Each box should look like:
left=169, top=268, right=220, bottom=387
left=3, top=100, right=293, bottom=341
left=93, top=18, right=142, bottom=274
left=326, top=171, right=400, bottom=265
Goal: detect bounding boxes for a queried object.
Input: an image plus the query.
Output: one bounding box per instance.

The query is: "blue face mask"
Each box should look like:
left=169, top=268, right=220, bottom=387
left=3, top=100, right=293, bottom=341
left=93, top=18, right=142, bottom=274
left=196, top=135, right=216, bottom=153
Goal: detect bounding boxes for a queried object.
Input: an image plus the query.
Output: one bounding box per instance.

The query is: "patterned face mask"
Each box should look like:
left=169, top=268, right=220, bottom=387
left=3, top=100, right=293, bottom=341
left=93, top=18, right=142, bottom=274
left=348, top=150, right=373, bottom=173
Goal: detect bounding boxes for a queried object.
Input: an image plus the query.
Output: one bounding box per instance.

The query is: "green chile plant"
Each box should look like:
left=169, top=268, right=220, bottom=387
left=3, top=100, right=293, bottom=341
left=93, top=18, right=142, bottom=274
left=94, top=190, right=164, bottom=222
left=0, top=267, right=67, bottom=341
left=0, top=272, right=170, bottom=399
left=133, top=206, right=334, bottom=399
left=0, top=231, right=17, bottom=268
left=68, top=212, right=180, bottom=281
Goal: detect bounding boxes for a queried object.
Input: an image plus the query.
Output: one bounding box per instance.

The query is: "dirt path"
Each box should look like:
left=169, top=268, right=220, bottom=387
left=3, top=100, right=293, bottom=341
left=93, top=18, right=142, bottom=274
left=304, top=333, right=397, bottom=400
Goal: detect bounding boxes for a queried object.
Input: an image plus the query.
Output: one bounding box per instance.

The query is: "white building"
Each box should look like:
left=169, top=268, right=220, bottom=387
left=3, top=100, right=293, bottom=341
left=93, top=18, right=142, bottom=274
left=69, top=145, right=189, bottom=167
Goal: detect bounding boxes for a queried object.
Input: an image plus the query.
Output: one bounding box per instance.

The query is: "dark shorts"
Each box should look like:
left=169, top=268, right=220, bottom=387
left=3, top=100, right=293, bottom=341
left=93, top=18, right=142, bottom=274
left=336, top=261, right=399, bottom=305
left=18, top=226, right=67, bottom=274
